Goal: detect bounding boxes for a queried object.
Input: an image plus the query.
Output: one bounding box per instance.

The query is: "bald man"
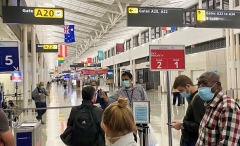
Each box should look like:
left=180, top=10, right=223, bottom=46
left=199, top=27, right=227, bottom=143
left=196, top=72, right=240, bottom=145
left=32, top=82, right=49, bottom=124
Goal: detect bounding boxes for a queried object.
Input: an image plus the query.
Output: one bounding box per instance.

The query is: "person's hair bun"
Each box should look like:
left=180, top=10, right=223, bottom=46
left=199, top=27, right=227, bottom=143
left=117, top=96, right=129, bottom=108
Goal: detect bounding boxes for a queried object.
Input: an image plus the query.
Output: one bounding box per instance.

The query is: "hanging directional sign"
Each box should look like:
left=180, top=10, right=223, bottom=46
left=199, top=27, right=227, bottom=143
left=0, top=41, right=20, bottom=72
left=196, top=9, right=240, bottom=28
left=149, top=45, right=185, bottom=71
left=36, top=44, right=58, bottom=53
left=127, top=6, right=184, bottom=27
left=2, top=6, right=64, bottom=25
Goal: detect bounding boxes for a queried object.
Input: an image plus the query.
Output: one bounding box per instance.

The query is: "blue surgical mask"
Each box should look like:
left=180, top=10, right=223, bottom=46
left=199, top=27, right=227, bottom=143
left=198, top=83, right=217, bottom=101
left=40, top=86, right=44, bottom=89
left=180, top=91, right=190, bottom=98
left=122, top=81, right=130, bottom=88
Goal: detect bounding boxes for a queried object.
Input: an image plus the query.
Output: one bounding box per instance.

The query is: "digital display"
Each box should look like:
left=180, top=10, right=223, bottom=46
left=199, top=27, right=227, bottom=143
left=36, top=44, right=58, bottom=53
left=2, top=6, right=64, bottom=25
left=196, top=9, right=240, bottom=28
left=127, top=6, right=184, bottom=27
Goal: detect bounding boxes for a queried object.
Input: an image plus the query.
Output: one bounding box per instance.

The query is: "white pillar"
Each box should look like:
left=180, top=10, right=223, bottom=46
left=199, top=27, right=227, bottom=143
left=39, top=54, right=43, bottom=82
left=199, top=0, right=202, bottom=9
left=31, top=27, right=36, bottom=89
left=236, top=34, right=240, bottom=101
left=226, top=29, right=231, bottom=89
left=132, top=59, right=136, bottom=85
left=23, top=26, right=28, bottom=108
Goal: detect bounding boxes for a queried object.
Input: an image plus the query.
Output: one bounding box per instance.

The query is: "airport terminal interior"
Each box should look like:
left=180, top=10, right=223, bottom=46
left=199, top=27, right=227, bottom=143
left=1, top=0, right=240, bottom=146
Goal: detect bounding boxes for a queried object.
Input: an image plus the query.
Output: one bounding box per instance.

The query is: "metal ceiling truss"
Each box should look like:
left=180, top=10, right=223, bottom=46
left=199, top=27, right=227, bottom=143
left=62, top=0, right=130, bottom=70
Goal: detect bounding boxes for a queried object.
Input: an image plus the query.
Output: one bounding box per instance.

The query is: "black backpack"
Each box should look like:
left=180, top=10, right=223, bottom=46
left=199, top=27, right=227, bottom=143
left=72, top=105, right=98, bottom=146
left=32, top=87, right=41, bottom=100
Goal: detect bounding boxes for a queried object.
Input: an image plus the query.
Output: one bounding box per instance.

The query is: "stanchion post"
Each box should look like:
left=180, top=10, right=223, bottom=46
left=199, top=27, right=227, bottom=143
left=166, top=71, right=173, bottom=146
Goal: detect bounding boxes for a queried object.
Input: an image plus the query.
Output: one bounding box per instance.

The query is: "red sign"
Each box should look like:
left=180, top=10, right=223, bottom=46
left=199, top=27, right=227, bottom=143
left=81, top=69, right=108, bottom=75
left=149, top=45, right=185, bottom=70
left=87, top=58, right=92, bottom=63
left=116, top=43, right=124, bottom=52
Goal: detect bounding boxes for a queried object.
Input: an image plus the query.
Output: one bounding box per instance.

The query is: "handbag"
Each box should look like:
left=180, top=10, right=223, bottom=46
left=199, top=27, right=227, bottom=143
left=60, top=126, right=73, bottom=145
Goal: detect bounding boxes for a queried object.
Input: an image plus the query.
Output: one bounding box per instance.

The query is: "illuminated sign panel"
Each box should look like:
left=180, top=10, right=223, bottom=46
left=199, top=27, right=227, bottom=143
left=2, top=6, right=64, bottom=25
left=127, top=6, right=184, bottom=27
left=36, top=44, right=58, bottom=53
left=196, top=9, right=240, bottom=28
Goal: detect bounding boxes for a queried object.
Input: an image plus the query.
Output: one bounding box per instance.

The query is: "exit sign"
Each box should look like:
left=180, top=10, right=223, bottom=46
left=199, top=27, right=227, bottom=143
left=149, top=45, right=185, bottom=71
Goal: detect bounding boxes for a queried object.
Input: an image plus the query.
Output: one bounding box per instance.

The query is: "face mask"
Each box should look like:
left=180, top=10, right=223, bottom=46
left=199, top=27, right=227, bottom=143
left=92, top=86, right=97, bottom=90
left=180, top=91, right=190, bottom=98
left=40, top=86, right=44, bottom=89
left=122, top=80, right=131, bottom=88
left=198, top=83, right=217, bottom=101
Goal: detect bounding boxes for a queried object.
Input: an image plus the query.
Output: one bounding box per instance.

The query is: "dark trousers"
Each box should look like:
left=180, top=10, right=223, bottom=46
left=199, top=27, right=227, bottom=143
left=173, top=92, right=181, bottom=106
left=180, top=136, right=196, bottom=146
left=35, top=102, right=47, bottom=120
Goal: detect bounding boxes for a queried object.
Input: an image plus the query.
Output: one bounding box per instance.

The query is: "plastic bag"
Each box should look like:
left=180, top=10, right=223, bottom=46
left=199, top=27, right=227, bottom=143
left=148, top=124, right=158, bottom=146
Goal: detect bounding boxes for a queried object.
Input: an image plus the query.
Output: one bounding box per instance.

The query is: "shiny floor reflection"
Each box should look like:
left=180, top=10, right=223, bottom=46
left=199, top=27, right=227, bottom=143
left=22, top=84, right=188, bottom=146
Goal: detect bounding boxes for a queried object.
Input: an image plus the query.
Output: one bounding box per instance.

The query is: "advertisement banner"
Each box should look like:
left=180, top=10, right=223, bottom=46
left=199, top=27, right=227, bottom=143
left=98, top=50, right=104, bottom=61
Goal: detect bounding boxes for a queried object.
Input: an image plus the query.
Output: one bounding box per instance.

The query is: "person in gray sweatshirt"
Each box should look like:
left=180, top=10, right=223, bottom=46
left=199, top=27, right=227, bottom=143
left=32, top=82, right=49, bottom=124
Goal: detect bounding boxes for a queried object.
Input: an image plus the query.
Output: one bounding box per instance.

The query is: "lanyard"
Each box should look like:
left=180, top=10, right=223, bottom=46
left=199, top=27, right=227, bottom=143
left=125, top=89, right=135, bottom=107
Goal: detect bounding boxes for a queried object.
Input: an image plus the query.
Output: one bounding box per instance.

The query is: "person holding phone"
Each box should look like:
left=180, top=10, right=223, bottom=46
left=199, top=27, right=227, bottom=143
left=90, top=80, right=108, bottom=110
left=170, top=75, right=205, bottom=146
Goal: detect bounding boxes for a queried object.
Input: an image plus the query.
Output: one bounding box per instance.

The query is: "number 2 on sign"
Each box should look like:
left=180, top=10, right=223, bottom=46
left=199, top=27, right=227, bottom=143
left=174, top=61, right=178, bottom=68
left=157, top=61, right=162, bottom=68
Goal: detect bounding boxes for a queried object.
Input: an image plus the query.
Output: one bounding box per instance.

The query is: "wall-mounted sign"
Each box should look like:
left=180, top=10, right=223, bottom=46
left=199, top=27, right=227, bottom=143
left=0, top=41, right=20, bottom=72
left=11, top=71, right=22, bottom=82
left=2, top=6, right=64, bottom=25
left=36, top=44, right=58, bottom=52
left=196, top=9, right=240, bottom=28
left=127, top=6, right=184, bottom=27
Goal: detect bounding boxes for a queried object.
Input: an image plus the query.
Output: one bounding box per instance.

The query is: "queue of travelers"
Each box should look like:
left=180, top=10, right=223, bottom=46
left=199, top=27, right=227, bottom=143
left=0, top=71, right=239, bottom=146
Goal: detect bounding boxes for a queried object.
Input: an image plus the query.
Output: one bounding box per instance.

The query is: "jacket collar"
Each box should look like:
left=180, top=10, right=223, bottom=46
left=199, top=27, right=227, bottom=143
left=204, top=92, right=224, bottom=108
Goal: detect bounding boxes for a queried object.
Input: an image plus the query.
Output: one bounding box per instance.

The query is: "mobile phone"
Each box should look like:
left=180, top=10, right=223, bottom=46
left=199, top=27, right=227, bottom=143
left=166, top=123, right=172, bottom=126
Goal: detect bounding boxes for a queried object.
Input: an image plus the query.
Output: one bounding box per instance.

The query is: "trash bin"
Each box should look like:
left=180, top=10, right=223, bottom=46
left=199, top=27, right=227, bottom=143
left=14, top=121, right=41, bottom=146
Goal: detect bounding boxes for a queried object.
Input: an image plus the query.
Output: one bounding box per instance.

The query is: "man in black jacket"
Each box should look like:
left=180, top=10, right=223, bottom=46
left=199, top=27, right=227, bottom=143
left=90, top=80, right=108, bottom=110
left=171, top=75, right=205, bottom=146
left=67, top=86, right=105, bottom=146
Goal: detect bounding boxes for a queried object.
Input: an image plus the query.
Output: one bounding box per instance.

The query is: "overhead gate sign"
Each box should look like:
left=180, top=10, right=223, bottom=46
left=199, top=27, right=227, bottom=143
left=149, top=45, right=185, bottom=71
left=0, top=41, right=20, bottom=72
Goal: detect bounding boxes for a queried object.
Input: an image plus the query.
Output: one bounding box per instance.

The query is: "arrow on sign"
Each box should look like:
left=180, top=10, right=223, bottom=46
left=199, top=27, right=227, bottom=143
left=13, top=66, right=18, bottom=71
left=198, top=11, right=201, bottom=14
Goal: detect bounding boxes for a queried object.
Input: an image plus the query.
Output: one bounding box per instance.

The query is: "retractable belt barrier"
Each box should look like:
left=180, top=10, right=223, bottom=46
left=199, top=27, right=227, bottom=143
left=2, top=105, right=78, bottom=111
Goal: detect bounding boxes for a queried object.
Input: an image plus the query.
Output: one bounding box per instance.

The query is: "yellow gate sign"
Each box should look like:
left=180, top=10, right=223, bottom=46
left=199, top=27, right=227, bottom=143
left=34, top=8, right=63, bottom=18
left=196, top=10, right=206, bottom=21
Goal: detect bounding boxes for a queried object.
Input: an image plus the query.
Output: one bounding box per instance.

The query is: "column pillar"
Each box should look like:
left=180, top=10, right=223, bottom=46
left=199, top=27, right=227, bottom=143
left=31, top=27, right=36, bottom=90
left=116, top=64, right=118, bottom=87
left=39, top=54, right=43, bottom=81
left=132, top=59, right=136, bottom=85
left=23, top=26, right=28, bottom=108
left=236, top=34, right=240, bottom=101
left=199, top=0, right=202, bottom=9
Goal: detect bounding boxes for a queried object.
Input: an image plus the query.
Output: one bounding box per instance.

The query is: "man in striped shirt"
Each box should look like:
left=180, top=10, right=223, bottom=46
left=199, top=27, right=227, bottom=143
left=196, top=72, right=240, bottom=146
left=100, top=72, right=148, bottom=107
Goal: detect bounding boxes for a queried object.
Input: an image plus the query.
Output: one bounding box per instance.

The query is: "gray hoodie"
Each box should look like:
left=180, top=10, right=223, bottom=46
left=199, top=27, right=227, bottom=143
left=112, top=133, right=139, bottom=146
left=32, top=87, right=47, bottom=103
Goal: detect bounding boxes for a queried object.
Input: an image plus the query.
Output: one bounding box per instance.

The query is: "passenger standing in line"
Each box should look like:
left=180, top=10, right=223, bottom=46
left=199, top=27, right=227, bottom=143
left=100, top=72, right=148, bottom=107
left=196, top=72, right=240, bottom=145
left=90, top=80, right=108, bottom=110
left=0, top=109, right=15, bottom=146
left=67, top=86, right=105, bottom=146
left=172, top=87, right=181, bottom=106
left=32, top=82, right=49, bottom=124
left=171, top=75, right=205, bottom=146
left=101, top=97, right=138, bottom=146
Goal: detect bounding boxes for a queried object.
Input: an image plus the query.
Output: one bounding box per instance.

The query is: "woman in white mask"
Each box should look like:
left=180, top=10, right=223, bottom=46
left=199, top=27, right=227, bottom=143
left=101, top=97, right=138, bottom=146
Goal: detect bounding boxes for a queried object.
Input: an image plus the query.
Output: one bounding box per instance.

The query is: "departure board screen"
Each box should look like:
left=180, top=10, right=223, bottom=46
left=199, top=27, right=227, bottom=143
left=127, top=6, right=184, bottom=27
left=196, top=9, right=240, bottom=28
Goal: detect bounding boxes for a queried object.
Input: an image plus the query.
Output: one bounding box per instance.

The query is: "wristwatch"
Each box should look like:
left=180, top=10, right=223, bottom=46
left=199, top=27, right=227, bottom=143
left=181, top=122, right=184, bottom=129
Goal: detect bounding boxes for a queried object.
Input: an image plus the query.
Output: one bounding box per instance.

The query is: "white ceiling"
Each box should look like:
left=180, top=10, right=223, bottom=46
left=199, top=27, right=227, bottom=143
left=24, top=0, right=196, bottom=70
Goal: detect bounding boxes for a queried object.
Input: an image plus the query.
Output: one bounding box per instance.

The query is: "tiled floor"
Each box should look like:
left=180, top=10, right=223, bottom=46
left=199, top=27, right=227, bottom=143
left=20, top=83, right=188, bottom=146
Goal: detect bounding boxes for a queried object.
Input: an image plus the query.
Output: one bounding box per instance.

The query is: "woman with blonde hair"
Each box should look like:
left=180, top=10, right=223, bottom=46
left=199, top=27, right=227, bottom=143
left=101, top=96, right=138, bottom=146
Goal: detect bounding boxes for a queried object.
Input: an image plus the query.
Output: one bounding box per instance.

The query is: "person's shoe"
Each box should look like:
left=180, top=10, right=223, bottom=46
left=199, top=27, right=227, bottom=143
left=41, top=120, right=45, bottom=124
left=36, top=116, right=40, bottom=121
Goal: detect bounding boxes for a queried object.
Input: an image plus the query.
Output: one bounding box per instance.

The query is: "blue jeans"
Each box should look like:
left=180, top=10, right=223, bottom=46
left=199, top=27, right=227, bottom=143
left=35, top=102, right=47, bottom=120
left=173, top=92, right=181, bottom=106
left=180, top=138, right=196, bottom=146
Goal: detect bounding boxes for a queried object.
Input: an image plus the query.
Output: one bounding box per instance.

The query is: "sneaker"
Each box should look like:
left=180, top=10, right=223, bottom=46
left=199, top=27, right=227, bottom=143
left=41, top=120, right=45, bottom=124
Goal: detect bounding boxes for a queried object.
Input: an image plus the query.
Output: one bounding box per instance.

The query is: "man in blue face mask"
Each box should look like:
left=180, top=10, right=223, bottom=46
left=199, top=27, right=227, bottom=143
left=196, top=72, right=240, bottom=146
left=171, top=75, right=205, bottom=146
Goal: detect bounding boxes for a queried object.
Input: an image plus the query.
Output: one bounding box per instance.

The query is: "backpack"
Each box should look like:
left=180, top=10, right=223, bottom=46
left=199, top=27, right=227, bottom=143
left=72, top=105, right=98, bottom=146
